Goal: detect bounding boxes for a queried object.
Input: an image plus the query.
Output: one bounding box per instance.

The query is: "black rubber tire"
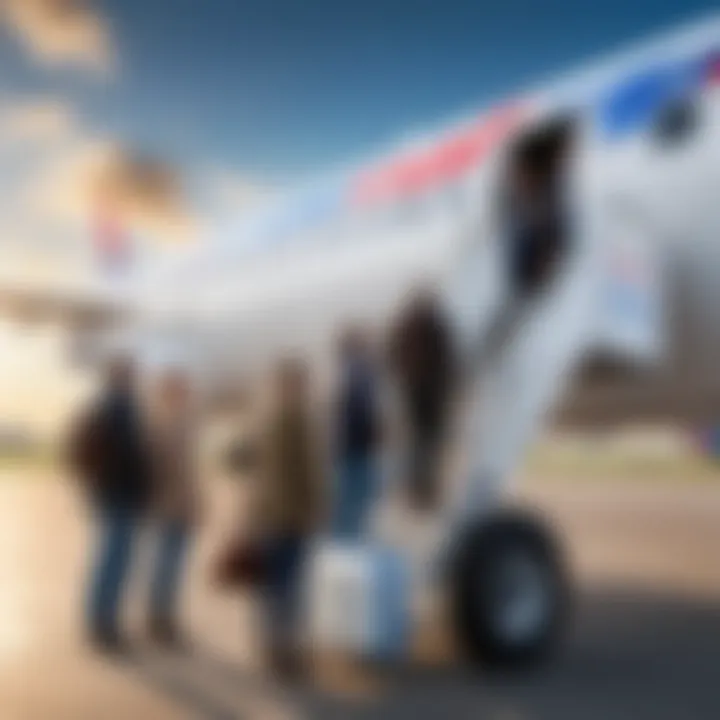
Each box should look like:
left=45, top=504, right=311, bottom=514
left=450, top=509, right=571, bottom=670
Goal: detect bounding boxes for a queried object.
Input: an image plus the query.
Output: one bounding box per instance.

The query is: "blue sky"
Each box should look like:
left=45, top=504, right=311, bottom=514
left=2, top=0, right=718, bottom=186
left=0, top=0, right=717, bottom=422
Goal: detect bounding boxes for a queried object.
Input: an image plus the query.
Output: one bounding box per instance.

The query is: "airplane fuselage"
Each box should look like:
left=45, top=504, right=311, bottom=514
left=129, top=20, right=720, bottom=431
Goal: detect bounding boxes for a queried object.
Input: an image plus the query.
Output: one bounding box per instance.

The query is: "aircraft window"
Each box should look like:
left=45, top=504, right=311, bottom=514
left=652, top=96, right=700, bottom=147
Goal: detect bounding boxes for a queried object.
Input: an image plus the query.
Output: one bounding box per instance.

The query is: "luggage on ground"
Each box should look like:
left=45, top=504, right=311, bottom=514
left=307, top=540, right=410, bottom=661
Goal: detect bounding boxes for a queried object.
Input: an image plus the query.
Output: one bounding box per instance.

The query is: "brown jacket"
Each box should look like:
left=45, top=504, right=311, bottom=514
left=256, top=405, right=323, bottom=536
left=151, top=410, right=200, bottom=523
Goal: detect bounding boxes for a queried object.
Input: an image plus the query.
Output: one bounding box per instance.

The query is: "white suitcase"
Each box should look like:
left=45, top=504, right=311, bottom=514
left=307, top=541, right=410, bottom=660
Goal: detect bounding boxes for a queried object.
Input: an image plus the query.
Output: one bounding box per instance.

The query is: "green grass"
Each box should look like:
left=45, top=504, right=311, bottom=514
left=525, top=443, right=720, bottom=484
left=0, top=447, right=57, bottom=474
left=3, top=437, right=719, bottom=486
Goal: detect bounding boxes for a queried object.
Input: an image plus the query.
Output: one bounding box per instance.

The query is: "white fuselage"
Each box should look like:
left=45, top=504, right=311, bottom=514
left=129, top=19, right=720, bottom=427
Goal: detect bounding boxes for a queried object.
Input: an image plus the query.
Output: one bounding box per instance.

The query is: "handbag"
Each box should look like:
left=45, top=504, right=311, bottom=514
left=212, top=533, right=268, bottom=589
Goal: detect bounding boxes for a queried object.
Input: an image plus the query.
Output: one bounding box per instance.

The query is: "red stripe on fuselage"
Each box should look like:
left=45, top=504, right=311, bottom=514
left=353, top=103, right=526, bottom=206
left=706, top=52, right=720, bottom=85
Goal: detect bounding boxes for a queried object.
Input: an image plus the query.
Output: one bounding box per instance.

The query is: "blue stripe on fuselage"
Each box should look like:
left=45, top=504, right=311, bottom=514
left=598, top=53, right=709, bottom=138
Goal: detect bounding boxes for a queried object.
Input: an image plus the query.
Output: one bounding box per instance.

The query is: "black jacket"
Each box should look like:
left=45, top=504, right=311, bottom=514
left=93, top=390, right=152, bottom=510
left=390, top=300, right=455, bottom=416
left=336, top=360, right=380, bottom=458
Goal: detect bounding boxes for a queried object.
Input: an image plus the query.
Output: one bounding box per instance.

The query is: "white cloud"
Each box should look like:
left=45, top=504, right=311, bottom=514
left=0, top=96, right=273, bottom=279
left=0, top=98, right=77, bottom=146
left=1, top=0, right=114, bottom=75
left=0, top=96, right=193, bottom=264
left=26, top=139, right=196, bottom=244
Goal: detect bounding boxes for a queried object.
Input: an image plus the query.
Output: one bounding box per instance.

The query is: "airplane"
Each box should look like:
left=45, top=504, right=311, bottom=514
left=2, top=14, right=720, bottom=669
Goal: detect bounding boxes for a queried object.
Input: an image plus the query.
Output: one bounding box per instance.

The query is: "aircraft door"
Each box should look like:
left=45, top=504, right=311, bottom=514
left=592, top=198, right=665, bottom=366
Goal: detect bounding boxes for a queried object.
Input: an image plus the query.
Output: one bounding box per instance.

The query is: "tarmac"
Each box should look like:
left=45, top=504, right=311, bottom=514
left=1, top=472, right=719, bottom=719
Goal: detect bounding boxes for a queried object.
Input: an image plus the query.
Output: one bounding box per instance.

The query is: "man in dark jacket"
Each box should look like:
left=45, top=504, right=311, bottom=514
left=331, top=328, right=381, bottom=539
left=389, top=291, right=455, bottom=512
left=503, top=151, right=570, bottom=299
left=83, top=355, right=151, bottom=651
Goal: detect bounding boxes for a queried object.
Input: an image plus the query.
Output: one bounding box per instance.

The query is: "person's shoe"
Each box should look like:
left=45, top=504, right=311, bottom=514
left=269, top=645, right=305, bottom=683
left=89, top=627, right=129, bottom=657
left=148, top=617, right=186, bottom=650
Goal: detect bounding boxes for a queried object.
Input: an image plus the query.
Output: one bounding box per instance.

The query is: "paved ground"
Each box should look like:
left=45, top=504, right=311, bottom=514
left=1, top=473, right=719, bottom=719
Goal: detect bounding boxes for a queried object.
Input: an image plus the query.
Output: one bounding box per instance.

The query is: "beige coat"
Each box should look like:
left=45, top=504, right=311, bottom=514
left=255, top=405, right=324, bottom=536
left=151, top=410, right=200, bottom=523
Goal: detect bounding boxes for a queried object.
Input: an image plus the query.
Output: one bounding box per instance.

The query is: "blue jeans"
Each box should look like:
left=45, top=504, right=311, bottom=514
left=150, top=520, right=191, bottom=623
left=264, top=535, right=307, bottom=650
left=332, top=455, right=377, bottom=540
left=87, top=505, right=138, bottom=635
